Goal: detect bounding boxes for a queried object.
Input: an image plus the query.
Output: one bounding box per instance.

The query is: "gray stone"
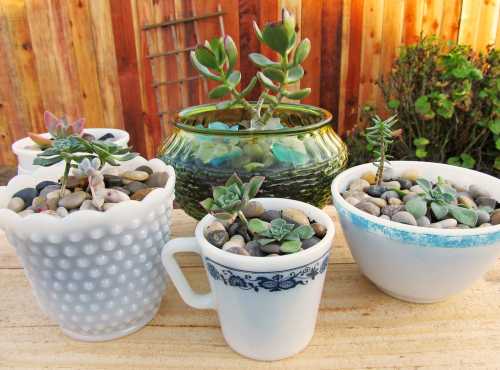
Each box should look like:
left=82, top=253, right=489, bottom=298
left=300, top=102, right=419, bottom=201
left=35, top=181, right=58, bottom=194
left=388, top=198, right=403, bottom=206
left=367, top=197, right=387, bottom=208
left=282, top=208, right=310, bottom=225
left=348, top=178, right=370, bottom=192
left=112, top=186, right=131, bottom=195
left=224, top=246, right=250, bottom=256
left=381, top=191, right=400, bottom=201
left=457, top=195, right=477, bottom=209
left=125, top=181, right=148, bottom=194
left=410, top=185, right=424, bottom=194
left=244, top=240, right=264, bottom=257
left=46, top=189, right=71, bottom=201
left=243, top=201, right=265, bottom=218
left=32, top=196, right=48, bottom=212
left=135, top=165, right=153, bottom=175
left=7, top=197, right=25, bottom=213
left=222, top=235, right=245, bottom=251
left=429, top=218, right=458, bottom=228
left=397, top=178, right=413, bottom=190
left=416, top=216, right=431, bottom=227
left=206, top=221, right=229, bottom=247
left=366, top=185, right=387, bottom=198
left=122, top=170, right=149, bottom=182
left=469, top=185, right=490, bottom=199
left=311, top=223, right=327, bottom=238
left=58, top=191, right=89, bottom=210
left=39, top=185, right=61, bottom=198
left=392, top=211, right=417, bottom=226
left=301, top=237, right=321, bottom=249
left=345, top=197, right=360, bottom=206
left=342, top=190, right=369, bottom=201
left=381, top=181, right=401, bottom=190
left=47, top=198, right=59, bottom=211
left=476, top=196, right=497, bottom=210
left=56, top=207, right=69, bottom=217
left=104, top=174, right=123, bottom=187
left=259, top=243, right=281, bottom=254
left=403, top=192, right=419, bottom=203
left=146, top=172, right=168, bottom=188
left=379, top=215, right=391, bottom=220
left=477, top=210, right=491, bottom=225
left=13, top=188, right=37, bottom=206
left=356, top=201, right=381, bottom=216
left=260, top=210, right=281, bottom=222
left=381, top=205, right=405, bottom=217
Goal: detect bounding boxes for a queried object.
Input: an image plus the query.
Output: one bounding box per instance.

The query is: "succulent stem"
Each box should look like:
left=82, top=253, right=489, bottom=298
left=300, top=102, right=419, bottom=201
left=59, top=160, right=71, bottom=198
left=238, top=210, right=249, bottom=226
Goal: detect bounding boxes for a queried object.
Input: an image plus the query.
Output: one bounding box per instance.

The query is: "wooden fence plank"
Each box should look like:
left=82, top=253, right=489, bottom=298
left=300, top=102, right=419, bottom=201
left=458, top=0, right=482, bottom=47
left=421, top=0, right=444, bottom=36
left=403, top=0, right=424, bottom=44
left=440, top=0, right=462, bottom=42
left=337, top=0, right=351, bottom=133
left=301, top=0, right=322, bottom=107
left=475, top=0, right=500, bottom=51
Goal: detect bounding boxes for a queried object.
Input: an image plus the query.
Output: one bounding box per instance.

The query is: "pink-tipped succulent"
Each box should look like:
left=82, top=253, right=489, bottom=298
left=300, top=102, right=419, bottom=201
left=28, top=111, right=85, bottom=149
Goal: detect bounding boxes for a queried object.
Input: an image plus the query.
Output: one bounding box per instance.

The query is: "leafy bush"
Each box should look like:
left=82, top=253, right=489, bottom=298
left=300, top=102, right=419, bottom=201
left=348, top=36, right=499, bottom=177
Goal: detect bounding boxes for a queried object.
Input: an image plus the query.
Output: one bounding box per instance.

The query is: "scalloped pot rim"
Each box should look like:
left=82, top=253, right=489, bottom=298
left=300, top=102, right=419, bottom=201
left=0, top=157, right=175, bottom=230
left=331, top=161, right=500, bottom=247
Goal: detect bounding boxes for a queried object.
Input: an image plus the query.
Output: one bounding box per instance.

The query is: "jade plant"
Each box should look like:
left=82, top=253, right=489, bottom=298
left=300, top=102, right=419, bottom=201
left=190, top=9, right=311, bottom=130
left=200, top=173, right=265, bottom=225
left=365, top=114, right=399, bottom=185
left=406, top=177, right=479, bottom=227
left=248, top=217, right=315, bottom=254
left=34, top=135, right=137, bottom=198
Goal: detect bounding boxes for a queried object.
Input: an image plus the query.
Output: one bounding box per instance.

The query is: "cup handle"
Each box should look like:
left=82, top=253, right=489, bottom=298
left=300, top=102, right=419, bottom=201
left=161, top=237, right=216, bottom=310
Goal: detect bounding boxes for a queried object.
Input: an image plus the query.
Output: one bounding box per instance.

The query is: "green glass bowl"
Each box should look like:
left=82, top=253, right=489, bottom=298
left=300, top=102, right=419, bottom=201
left=159, top=103, right=348, bottom=219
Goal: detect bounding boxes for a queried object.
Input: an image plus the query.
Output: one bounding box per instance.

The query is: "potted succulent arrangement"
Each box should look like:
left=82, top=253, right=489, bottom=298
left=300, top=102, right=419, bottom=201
left=0, top=123, right=175, bottom=341
left=162, top=174, right=335, bottom=361
left=12, top=111, right=130, bottom=175
left=332, top=114, right=500, bottom=303
left=159, top=9, right=347, bottom=219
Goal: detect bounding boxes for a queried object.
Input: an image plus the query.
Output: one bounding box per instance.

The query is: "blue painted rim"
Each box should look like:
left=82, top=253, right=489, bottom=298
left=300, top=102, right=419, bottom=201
left=336, top=201, right=500, bottom=248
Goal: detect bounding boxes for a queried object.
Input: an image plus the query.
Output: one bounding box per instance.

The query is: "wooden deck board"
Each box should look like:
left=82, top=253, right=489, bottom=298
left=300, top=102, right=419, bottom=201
left=1, top=207, right=500, bottom=369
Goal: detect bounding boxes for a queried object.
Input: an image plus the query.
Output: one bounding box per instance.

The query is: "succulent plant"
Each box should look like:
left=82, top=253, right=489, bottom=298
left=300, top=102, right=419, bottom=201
left=200, top=173, right=265, bottom=225
left=414, top=177, right=478, bottom=227
left=190, top=9, right=311, bottom=130
left=34, top=135, right=137, bottom=198
left=28, top=111, right=85, bottom=149
left=248, top=217, right=315, bottom=254
left=365, top=114, right=399, bottom=185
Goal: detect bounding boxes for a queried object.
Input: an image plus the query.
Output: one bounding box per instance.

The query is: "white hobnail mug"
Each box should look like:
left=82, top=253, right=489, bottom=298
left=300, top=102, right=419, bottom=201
left=162, top=198, right=335, bottom=361
left=332, top=161, right=500, bottom=303
left=0, top=157, right=175, bottom=341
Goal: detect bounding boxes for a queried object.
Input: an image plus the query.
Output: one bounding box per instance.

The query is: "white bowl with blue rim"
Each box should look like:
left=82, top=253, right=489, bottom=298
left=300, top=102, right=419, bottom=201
left=161, top=198, right=335, bottom=361
left=331, top=161, right=500, bottom=303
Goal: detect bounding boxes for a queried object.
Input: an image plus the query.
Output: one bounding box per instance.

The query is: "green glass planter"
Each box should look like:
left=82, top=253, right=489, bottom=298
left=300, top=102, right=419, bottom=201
left=159, top=103, right=348, bottom=219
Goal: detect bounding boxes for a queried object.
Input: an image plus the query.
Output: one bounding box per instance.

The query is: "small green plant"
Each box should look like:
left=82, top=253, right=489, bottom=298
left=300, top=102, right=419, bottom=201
left=190, top=9, right=311, bottom=130
left=34, top=135, right=137, bottom=197
left=365, top=114, right=398, bottom=185
left=29, top=111, right=85, bottom=149
left=200, top=173, right=265, bottom=225
left=248, top=218, right=314, bottom=254
left=415, top=177, right=478, bottom=227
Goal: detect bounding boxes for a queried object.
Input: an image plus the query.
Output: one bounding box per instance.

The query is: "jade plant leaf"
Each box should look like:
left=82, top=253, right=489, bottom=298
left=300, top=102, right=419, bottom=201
left=208, top=85, right=230, bottom=99
left=280, top=240, right=302, bottom=254
left=287, top=65, right=304, bottom=83
left=248, top=53, right=277, bottom=68
left=293, top=39, right=310, bottom=65
left=194, top=46, right=219, bottom=70
left=263, top=67, right=286, bottom=83
left=262, top=22, right=290, bottom=55
left=224, top=36, right=238, bottom=72
left=283, top=88, right=311, bottom=100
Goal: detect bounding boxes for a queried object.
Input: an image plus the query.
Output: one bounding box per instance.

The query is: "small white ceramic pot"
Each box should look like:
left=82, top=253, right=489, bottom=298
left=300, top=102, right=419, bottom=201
left=12, top=128, right=130, bottom=175
left=331, top=161, right=500, bottom=303
left=0, top=157, right=175, bottom=341
left=162, top=198, right=335, bottom=361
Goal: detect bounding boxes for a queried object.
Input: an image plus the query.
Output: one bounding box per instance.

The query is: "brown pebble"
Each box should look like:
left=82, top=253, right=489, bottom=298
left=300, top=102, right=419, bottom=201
left=130, top=188, right=155, bottom=201
left=311, top=223, right=327, bottom=238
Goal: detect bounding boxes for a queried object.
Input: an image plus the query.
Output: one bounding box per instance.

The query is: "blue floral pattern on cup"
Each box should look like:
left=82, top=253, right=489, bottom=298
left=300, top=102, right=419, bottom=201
left=205, top=251, right=330, bottom=292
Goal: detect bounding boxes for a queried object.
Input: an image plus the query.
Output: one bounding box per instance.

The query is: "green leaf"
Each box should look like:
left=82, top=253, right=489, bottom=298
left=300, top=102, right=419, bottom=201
left=33, top=155, right=64, bottom=167
left=415, top=95, right=432, bottom=115
left=208, top=37, right=225, bottom=66
left=253, top=21, right=264, bottom=42
left=447, top=156, right=461, bottom=167
left=435, top=98, right=454, bottom=118
left=263, top=93, right=278, bottom=104
left=405, top=198, right=427, bottom=219
left=248, top=53, right=277, bottom=68
left=496, top=137, right=500, bottom=150
left=257, top=72, right=279, bottom=92
left=293, top=38, right=310, bottom=65
left=431, top=202, right=449, bottom=220
left=413, top=137, right=430, bottom=146
left=240, top=76, right=257, bottom=97
left=223, top=36, right=237, bottom=72
left=194, top=46, right=219, bottom=69
left=227, top=71, right=241, bottom=87
left=283, top=88, right=311, bottom=100
left=415, top=148, right=428, bottom=159
left=216, top=100, right=237, bottom=110
left=287, top=65, right=304, bottom=83
left=282, top=9, right=296, bottom=41
left=416, top=178, right=432, bottom=192
left=460, top=153, right=476, bottom=169
left=280, top=240, right=302, bottom=254
left=495, top=157, right=500, bottom=170
left=489, top=119, right=500, bottom=135
left=387, top=99, right=400, bottom=110
left=225, top=173, right=244, bottom=188
left=263, top=67, right=285, bottom=83
left=294, top=225, right=315, bottom=240
left=262, top=23, right=290, bottom=55
left=190, top=51, right=221, bottom=81
left=213, top=212, right=236, bottom=221
left=257, top=238, right=276, bottom=246
left=208, top=85, right=230, bottom=99
left=244, top=176, right=265, bottom=198
left=248, top=218, right=270, bottom=234
left=200, top=198, right=214, bottom=211
left=448, top=205, right=478, bottom=227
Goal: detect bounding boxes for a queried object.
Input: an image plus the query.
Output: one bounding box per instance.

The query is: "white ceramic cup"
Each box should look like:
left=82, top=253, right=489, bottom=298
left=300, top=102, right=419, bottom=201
left=162, top=198, right=335, bottom=361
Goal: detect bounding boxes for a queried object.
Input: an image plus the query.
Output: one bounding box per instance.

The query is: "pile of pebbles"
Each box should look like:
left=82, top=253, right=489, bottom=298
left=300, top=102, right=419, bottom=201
left=6, top=165, right=168, bottom=217
left=343, top=168, right=500, bottom=228
left=204, top=201, right=327, bottom=257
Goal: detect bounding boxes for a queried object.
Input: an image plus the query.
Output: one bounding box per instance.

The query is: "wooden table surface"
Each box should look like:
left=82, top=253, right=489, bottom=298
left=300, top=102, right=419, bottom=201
left=1, top=206, right=500, bottom=369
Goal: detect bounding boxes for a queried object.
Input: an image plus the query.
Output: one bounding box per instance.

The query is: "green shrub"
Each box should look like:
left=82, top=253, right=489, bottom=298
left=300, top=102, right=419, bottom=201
left=348, top=36, right=499, bottom=177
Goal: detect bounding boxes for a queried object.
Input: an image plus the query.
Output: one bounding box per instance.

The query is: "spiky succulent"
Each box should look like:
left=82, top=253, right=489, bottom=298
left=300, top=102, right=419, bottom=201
left=409, top=177, right=479, bottom=227
left=248, top=217, right=314, bottom=254
left=190, top=9, right=311, bottom=130
left=28, top=111, right=85, bottom=149
left=200, top=173, right=265, bottom=225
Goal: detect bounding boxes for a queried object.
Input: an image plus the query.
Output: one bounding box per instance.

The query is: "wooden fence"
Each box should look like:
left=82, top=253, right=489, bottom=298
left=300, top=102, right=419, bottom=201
left=0, top=0, right=499, bottom=166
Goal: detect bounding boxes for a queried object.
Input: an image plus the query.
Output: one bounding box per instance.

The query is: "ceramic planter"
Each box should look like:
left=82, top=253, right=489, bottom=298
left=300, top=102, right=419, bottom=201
left=12, top=128, right=130, bottom=175
left=331, top=161, right=500, bottom=303
left=162, top=198, right=335, bottom=361
left=159, top=103, right=347, bottom=219
left=0, top=157, right=175, bottom=341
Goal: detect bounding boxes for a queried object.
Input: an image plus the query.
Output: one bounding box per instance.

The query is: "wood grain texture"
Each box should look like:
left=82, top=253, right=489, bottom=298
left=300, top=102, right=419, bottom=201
left=1, top=206, right=500, bottom=369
